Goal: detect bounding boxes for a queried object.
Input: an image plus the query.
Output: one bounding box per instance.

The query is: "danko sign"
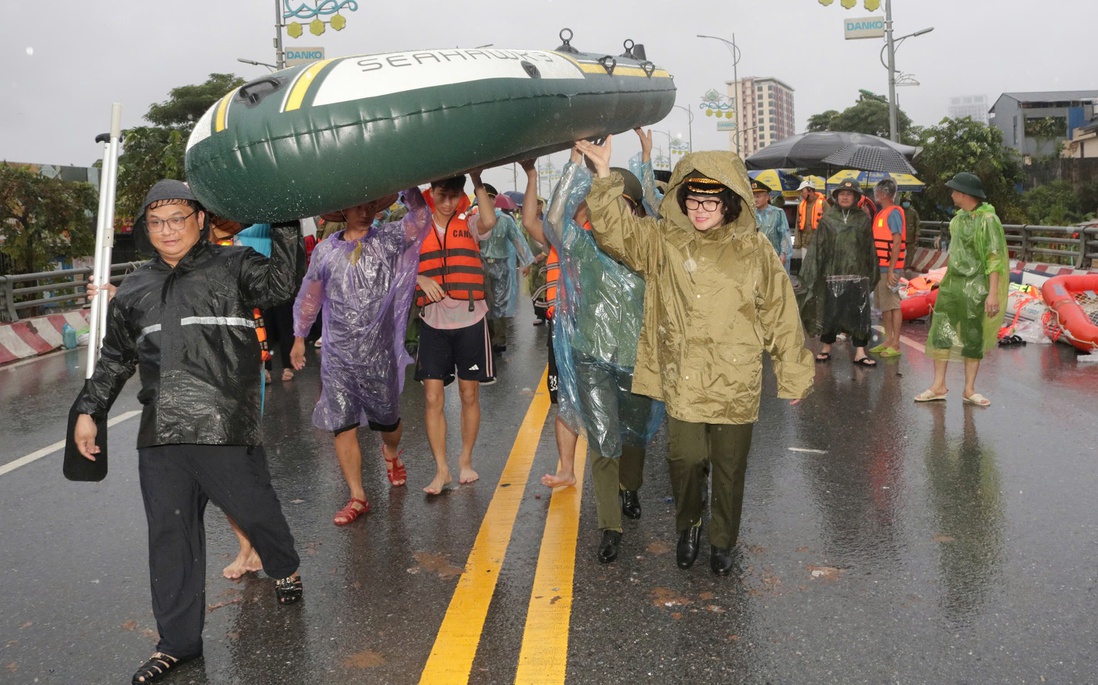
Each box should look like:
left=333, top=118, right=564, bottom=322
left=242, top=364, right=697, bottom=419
left=844, top=16, right=886, bottom=39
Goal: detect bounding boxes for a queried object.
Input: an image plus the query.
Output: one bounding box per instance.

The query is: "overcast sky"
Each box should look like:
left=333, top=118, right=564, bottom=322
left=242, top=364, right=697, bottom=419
left=3, top=0, right=1096, bottom=193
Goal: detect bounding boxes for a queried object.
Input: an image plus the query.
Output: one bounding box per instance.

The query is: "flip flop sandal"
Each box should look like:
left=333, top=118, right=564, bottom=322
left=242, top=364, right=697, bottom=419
left=914, top=390, right=947, bottom=402
left=132, top=652, right=198, bottom=684
left=384, top=449, right=407, bottom=487
left=333, top=497, right=369, bottom=525
left=963, top=393, right=991, bottom=407
left=853, top=357, right=877, bottom=367
left=868, top=343, right=887, bottom=354
left=879, top=347, right=902, bottom=358
left=815, top=353, right=831, bottom=363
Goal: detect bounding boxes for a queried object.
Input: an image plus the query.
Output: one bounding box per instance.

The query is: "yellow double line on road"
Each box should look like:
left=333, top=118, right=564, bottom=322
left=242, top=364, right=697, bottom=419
left=419, top=369, right=588, bottom=685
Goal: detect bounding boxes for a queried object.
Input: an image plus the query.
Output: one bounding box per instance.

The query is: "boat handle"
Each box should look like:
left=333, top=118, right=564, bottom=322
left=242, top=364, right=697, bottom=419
left=598, top=55, right=616, bottom=76
left=640, top=61, right=655, bottom=78
left=238, top=78, right=284, bottom=106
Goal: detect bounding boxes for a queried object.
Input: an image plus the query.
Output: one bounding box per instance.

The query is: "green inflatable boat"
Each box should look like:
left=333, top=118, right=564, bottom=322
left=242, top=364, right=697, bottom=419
left=185, top=32, right=676, bottom=223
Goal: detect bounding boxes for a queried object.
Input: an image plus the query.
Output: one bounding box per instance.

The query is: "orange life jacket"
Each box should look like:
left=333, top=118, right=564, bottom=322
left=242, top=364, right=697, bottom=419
left=797, top=193, right=825, bottom=231
left=544, top=246, right=560, bottom=319
left=873, top=205, right=907, bottom=270
left=415, top=192, right=487, bottom=309
left=217, top=238, right=271, bottom=362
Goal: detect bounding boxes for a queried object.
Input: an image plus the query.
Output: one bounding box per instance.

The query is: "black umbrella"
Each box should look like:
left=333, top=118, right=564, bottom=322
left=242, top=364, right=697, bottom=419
left=821, top=143, right=918, bottom=174
left=745, top=132, right=918, bottom=170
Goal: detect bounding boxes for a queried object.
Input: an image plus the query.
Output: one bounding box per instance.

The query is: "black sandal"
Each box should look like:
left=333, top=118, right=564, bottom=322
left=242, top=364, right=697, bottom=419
left=132, top=652, right=197, bottom=684
left=815, top=352, right=831, bottom=363
left=275, top=574, right=303, bottom=605
left=853, top=356, right=877, bottom=367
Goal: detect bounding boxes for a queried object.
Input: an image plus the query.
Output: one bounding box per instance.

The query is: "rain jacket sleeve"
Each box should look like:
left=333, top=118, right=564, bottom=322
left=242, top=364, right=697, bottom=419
left=293, top=238, right=329, bottom=339
left=506, top=214, right=536, bottom=267
left=74, top=297, right=138, bottom=421
left=239, top=221, right=302, bottom=310
left=629, top=153, right=664, bottom=220
left=585, top=172, right=661, bottom=277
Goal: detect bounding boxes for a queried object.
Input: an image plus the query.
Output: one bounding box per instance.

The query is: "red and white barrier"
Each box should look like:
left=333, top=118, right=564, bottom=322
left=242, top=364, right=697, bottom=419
left=0, top=309, right=90, bottom=365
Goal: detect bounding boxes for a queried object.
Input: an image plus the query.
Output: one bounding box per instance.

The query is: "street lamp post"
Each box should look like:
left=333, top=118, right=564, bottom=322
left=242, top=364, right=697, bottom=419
left=273, top=0, right=285, bottom=70
left=881, top=0, right=933, bottom=141
left=697, top=34, right=741, bottom=153
left=673, top=104, right=694, bottom=152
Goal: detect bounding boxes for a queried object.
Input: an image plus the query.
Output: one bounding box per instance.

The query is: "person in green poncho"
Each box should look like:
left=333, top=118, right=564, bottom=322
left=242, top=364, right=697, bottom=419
left=798, top=179, right=880, bottom=366
left=915, top=173, right=1008, bottom=407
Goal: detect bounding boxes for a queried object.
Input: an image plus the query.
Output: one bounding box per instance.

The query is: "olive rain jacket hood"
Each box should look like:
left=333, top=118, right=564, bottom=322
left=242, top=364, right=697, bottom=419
left=586, top=151, right=814, bottom=424
left=74, top=223, right=301, bottom=447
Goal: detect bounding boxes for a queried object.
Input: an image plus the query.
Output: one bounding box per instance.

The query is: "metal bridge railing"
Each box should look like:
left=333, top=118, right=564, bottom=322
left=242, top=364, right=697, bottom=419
left=918, top=222, right=1096, bottom=270
left=0, top=261, right=145, bottom=323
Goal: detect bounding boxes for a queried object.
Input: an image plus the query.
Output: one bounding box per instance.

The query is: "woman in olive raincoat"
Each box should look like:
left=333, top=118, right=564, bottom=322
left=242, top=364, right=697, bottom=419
left=576, top=138, right=814, bottom=576
left=914, top=172, right=1008, bottom=407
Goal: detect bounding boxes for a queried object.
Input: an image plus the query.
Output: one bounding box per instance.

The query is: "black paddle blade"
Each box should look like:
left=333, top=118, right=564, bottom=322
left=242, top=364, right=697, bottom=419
left=63, top=396, right=108, bottom=482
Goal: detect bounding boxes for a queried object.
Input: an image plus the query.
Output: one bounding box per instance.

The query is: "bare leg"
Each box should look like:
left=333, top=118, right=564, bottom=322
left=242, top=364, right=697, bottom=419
left=818, top=343, right=832, bottom=358
left=423, top=379, right=452, bottom=494
left=223, top=515, right=263, bottom=579
left=381, top=422, right=405, bottom=486
left=334, top=428, right=367, bottom=503
left=962, top=357, right=982, bottom=399
left=886, top=309, right=904, bottom=350
left=457, top=379, right=481, bottom=484
left=541, top=414, right=579, bottom=488
left=924, top=359, right=949, bottom=396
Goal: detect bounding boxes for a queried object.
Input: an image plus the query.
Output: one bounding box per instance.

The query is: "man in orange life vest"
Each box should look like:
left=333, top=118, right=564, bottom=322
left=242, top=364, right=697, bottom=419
left=414, top=173, right=497, bottom=495
left=869, top=178, right=906, bottom=358
left=795, top=179, right=826, bottom=250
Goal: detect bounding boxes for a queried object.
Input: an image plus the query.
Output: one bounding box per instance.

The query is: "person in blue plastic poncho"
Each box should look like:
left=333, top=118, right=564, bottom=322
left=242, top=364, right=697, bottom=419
left=520, top=128, right=666, bottom=565
left=751, top=178, right=793, bottom=272
left=478, top=184, right=535, bottom=352
left=915, top=172, right=1007, bottom=407
left=291, top=190, right=431, bottom=525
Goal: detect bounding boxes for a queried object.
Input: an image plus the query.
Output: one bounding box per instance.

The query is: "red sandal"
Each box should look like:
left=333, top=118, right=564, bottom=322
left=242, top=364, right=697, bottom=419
left=384, top=449, right=407, bottom=487
left=333, top=498, right=369, bottom=526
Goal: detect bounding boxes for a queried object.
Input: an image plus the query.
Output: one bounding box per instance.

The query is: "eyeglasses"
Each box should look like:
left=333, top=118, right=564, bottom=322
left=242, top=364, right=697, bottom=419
left=146, top=209, right=198, bottom=234
left=684, top=198, right=722, bottom=212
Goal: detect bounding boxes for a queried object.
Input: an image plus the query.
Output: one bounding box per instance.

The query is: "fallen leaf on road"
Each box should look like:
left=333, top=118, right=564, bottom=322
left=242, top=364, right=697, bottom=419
left=121, top=620, right=137, bottom=632
left=206, top=599, right=243, bottom=613
left=646, top=541, right=671, bottom=555
left=651, top=587, right=691, bottom=608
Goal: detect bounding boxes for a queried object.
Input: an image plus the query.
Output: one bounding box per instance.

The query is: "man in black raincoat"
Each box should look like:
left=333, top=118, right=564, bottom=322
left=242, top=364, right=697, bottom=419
left=71, top=180, right=303, bottom=684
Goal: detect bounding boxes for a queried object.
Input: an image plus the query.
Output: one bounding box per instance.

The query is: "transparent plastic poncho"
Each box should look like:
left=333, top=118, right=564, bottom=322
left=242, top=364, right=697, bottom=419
left=480, top=210, right=534, bottom=319
left=798, top=206, right=880, bottom=342
left=292, top=188, right=431, bottom=431
left=546, top=161, right=664, bottom=458
left=925, top=203, right=1009, bottom=360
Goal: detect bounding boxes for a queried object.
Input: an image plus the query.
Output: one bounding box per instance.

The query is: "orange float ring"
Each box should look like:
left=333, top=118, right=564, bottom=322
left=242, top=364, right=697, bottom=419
left=1040, top=274, right=1098, bottom=351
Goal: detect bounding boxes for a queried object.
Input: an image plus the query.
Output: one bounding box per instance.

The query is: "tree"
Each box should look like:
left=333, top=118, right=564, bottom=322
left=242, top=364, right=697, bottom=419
left=0, top=165, right=97, bottom=274
left=1022, top=181, right=1082, bottom=225
left=115, top=73, right=244, bottom=220
left=910, top=117, right=1025, bottom=222
left=805, top=90, right=914, bottom=142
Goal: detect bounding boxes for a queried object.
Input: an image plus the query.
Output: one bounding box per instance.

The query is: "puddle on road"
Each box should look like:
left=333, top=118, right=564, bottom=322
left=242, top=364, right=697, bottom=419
left=343, top=649, right=386, bottom=669
left=409, top=551, right=464, bottom=579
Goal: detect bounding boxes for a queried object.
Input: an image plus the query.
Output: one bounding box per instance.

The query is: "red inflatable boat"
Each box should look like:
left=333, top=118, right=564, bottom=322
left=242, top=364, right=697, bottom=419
left=901, top=289, right=938, bottom=321
left=1041, top=274, right=1098, bottom=351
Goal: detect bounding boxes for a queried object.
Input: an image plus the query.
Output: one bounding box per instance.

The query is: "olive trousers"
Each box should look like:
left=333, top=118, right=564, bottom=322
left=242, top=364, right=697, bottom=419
left=667, top=418, right=754, bottom=550
left=591, top=444, right=646, bottom=533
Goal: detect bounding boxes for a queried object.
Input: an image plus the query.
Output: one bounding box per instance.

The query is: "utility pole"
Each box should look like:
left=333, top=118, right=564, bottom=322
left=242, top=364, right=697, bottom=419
left=885, top=0, right=897, bottom=141
left=273, top=0, right=285, bottom=69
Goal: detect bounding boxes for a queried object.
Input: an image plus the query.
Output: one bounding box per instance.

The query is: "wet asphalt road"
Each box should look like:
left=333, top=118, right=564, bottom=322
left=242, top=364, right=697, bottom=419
left=1, top=304, right=1097, bottom=685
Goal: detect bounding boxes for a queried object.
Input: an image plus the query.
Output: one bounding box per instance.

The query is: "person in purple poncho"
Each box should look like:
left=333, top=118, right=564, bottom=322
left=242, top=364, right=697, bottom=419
left=291, top=189, right=431, bottom=526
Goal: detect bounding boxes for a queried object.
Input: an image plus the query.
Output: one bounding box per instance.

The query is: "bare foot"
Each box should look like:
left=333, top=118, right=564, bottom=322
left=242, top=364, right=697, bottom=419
left=223, top=548, right=263, bottom=579
left=459, top=467, right=479, bottom=485
left=541, top=471, right=577, bottom=488
left=424, top=471, right=452, bottom=495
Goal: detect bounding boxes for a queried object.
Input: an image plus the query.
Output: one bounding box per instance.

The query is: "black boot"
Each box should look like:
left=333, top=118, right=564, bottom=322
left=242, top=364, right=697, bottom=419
left=710, top=546, right=735, bottom=576
left=598, top=530, right=623, bottom=563
left=676, top=525, right=702, bottom=569
left=619, top=489, right=641, bottom=520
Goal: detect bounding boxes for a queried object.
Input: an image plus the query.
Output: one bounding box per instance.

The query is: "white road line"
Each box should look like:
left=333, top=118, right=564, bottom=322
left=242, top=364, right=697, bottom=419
left=0, top=410, right=141, bottom=477
left=789, top=447, right=829, bottom=454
